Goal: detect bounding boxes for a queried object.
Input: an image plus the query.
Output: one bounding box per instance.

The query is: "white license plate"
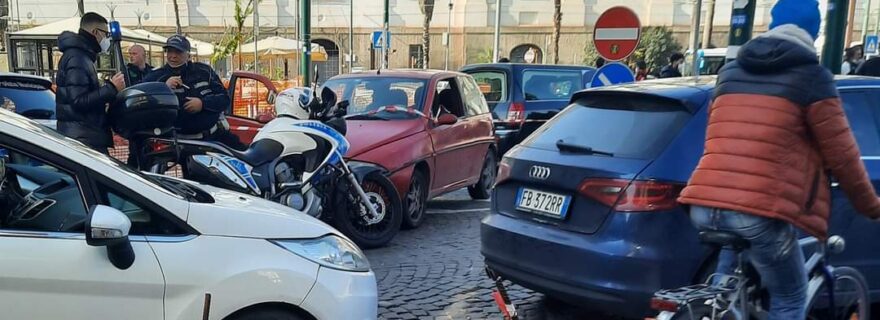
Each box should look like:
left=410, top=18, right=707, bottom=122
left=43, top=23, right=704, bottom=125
left=516, top=188, right=571, bottom=218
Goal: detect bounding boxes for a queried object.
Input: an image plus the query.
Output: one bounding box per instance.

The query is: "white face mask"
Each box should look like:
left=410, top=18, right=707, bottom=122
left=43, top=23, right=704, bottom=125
left=99, top=37, right=111, bottom=53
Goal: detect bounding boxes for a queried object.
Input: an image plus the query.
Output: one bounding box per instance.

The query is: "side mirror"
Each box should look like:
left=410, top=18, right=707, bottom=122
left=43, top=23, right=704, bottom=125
left=267, top=90, right=277, bottom=105
left=256, top=113, right=274, bottom=124
left=85, top=205, right=135, bottom=270
left=437, top=113, right=458, bottom=126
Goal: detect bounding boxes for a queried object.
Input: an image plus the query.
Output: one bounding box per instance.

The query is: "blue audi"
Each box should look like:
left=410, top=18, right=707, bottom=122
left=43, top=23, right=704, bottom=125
left=481, top=76, right=880, bottom=318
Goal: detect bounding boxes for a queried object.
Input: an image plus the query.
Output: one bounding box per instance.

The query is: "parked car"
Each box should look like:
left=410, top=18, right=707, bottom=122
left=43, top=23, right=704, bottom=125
left=320, top=70, right=497, bottom=229
left=0, top=109, right=377, bottom=320
left=682, top=48, right=728, bottom=76
left=460, top=63, right=595, bottom=155
left=219, top=70, right=497, bottom=230
left=0, top=72, right=57, bottom=129
left=481, top=76, right=880, bottom=319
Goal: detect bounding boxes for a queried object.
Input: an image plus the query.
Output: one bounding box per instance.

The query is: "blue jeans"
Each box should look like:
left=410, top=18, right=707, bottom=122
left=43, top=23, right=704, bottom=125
left=690, top=206, right=807, bottom=320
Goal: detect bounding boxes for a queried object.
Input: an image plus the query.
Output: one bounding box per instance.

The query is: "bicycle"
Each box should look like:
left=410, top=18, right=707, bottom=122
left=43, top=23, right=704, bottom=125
left=651, top=231, right=870, bottom=320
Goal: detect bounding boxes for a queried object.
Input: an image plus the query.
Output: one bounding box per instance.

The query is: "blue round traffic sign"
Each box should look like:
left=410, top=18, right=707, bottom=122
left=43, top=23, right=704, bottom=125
left=590, top=62, right=636, bottom=88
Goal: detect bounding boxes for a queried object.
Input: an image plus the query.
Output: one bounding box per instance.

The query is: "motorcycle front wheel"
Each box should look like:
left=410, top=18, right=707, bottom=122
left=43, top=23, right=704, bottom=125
left=332, top=171, right=402, bottom=249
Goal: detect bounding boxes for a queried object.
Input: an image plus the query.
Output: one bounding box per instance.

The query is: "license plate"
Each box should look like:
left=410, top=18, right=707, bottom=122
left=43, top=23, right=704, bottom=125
left=516, top=188, right=571, bottom=218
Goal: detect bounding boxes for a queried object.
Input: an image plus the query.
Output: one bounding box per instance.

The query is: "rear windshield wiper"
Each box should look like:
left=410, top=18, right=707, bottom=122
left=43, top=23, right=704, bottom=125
left=556, top=139, right=614, bottom=157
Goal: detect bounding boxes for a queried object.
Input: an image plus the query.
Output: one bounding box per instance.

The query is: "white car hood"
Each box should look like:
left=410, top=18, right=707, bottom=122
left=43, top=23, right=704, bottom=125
left=185, top=183, right=339, bottom=239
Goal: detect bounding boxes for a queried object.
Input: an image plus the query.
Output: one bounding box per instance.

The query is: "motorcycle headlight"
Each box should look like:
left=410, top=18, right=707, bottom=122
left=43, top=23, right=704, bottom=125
left=270, top=235, right=370, bottom=272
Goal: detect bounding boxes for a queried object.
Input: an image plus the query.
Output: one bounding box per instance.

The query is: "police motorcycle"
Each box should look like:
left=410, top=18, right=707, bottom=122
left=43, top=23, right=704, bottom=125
left=114, top=66, right=402, bottom=248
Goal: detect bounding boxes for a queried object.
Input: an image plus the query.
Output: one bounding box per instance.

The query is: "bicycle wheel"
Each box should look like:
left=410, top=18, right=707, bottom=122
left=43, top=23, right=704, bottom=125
left=807, top=266, right=871, bottom=320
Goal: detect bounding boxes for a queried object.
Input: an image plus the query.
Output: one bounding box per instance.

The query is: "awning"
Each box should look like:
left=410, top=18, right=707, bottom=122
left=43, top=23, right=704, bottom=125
left=8, top=17, right=165, bottom=47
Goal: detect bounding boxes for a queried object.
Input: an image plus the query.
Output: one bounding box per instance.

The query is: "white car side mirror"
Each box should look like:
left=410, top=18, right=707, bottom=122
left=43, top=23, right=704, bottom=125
left=86, top=205, right=135, bottom=270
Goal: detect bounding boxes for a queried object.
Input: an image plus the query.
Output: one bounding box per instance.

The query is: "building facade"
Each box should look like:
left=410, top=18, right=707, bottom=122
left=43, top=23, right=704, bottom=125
left=9, top=0, right=873, bottom=77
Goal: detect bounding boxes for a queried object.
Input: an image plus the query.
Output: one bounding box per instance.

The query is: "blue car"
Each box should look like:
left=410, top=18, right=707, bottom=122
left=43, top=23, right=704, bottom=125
left=461, top=63, right=595, bottom=156
left=481, top=76, right=880, bottom=318
left=0, top=72, right=56, bottom=129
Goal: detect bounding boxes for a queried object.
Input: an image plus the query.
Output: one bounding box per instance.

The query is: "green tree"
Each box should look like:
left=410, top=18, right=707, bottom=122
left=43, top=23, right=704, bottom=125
left=582, top=39, right=599, bottom=66
left=211, top=0, right=259, bottom=70
left=631, top=26, right=682, bottom=75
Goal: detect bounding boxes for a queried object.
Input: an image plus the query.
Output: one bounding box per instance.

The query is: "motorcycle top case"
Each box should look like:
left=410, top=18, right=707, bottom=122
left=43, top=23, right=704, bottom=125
left=109, top=82, right=179, bottom=139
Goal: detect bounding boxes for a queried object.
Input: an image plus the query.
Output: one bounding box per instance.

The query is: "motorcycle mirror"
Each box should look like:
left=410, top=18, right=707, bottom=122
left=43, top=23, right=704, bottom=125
left=321, top=87, right=337, bottom=111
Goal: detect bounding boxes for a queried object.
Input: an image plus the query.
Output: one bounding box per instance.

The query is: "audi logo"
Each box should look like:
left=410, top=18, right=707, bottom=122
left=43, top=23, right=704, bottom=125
left=529, top=166, right=551, bottom=180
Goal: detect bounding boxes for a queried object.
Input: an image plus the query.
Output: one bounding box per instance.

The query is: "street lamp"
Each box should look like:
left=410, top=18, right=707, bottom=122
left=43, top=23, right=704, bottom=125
left=445, top=0, right=452, bottom=70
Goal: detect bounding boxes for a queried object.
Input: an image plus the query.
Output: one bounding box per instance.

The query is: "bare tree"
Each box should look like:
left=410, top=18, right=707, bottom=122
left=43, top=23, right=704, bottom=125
left=702, top=0, right=716, bottom=48
left=77, top=0, right=85, bottom=16
left=419, top=0, right=435, bottom=69
left=173, top=0, right=182, bottom=34
left=134, top=8, right=145, bottom=28
left=552, top=0, right=562, bottom=64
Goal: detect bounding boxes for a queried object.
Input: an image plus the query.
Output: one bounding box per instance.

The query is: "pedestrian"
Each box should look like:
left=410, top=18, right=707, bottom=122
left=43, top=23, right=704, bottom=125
left=143, top=34, right=245, bottom=150
left=678, top=0, right=880, bottom=319
left=841, top=44, right=864, bottom=75
left=659, top=52, right=684, bottom=78
left=855, top=56, right=880, bottom=76
left=126, top=44, right=153, bottom=85
left=634, top=60, right=649, bottom=81
left=55, top=12, right=125, bottom=154
left=595, top=57, right=605, bottom=68
left=498, top=57, right=510, bottom=63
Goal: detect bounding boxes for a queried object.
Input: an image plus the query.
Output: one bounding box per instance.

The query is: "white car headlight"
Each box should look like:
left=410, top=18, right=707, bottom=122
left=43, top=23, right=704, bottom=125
left=270, top=235, right=371, bottom=272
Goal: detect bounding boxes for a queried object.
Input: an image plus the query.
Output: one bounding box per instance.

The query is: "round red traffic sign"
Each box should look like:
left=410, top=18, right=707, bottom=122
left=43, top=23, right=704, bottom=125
left=593, top=6, right=641, bottom=61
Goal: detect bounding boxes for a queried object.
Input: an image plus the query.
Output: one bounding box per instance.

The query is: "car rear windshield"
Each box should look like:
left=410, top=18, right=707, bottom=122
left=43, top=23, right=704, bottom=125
left=521, top=94, right=693, bottom=159
left=0, top=79, right=55, bottom=119
left=522, top=70, right=583, bottom=101
left=469, top=71, right=507, bottom=102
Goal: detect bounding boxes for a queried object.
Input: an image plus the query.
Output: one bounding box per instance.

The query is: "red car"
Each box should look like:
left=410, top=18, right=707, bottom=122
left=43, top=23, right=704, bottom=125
left=225, top=70, right=497, bottom=229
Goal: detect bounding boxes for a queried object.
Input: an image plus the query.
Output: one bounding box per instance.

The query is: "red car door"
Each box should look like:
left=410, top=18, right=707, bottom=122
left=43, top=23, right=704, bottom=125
left=428, top=77, right=493, bottom=194
left=225, top=72, right=278, bottom=144
left=456, top=75, right=496, bottom=184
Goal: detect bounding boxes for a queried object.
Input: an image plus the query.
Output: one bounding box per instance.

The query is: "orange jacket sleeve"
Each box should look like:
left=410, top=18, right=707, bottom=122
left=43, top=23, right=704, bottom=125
left=806, top=97, right=880, bottom=218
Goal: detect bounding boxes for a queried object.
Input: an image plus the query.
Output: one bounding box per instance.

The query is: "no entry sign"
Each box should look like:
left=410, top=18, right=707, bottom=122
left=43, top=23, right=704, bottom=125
left=593, top=6, right=641, bottom=61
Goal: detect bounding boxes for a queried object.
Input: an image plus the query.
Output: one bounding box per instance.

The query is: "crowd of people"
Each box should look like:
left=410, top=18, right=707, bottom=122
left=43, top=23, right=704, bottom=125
left=54, top=12, right=244, bottom=168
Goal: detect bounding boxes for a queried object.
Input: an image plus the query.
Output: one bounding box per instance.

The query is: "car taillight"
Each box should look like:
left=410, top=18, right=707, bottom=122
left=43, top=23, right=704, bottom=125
left=149, top=140, right=172, bottom=153
left=506, top=102, right=525, bottom=126
left=577, top=179, right=684, bottom=212
left=650, top=298, right=679, bottom=312
left=494, top=157, right=513, bottom=187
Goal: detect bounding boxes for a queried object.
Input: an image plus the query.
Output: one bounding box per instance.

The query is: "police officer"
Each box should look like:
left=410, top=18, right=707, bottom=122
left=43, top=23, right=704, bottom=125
left=143, top=35, right=245, bottom=150
left=125, top=44, right=152, bottom=84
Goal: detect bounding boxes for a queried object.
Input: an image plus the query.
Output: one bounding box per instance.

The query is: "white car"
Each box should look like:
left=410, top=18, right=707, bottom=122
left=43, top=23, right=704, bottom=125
left=0, top=110, right=377, bottom=319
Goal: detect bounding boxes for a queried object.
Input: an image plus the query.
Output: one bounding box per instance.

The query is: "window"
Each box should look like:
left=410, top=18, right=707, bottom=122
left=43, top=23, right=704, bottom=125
left=468, top=71, right=507, bottom=102
left=840, top=91, right=880, bottom=156
left=522, top=70, right=583, bottom=100
left=323, top=77, right=428, bottom=120
left=458, top=76, right=490, bottom=117
left=0, top=146, right=87, bottom=233
left=523, top=94, right=693, bottom=159
left=433, top=79, right=466, bottom=118
left=97, top=185, right=185, bottom=235
left=518, top=12, right=539, bottom=25
left=231, top=78, right=275, bottom=120
left=408, top=44, right=424, bottom=69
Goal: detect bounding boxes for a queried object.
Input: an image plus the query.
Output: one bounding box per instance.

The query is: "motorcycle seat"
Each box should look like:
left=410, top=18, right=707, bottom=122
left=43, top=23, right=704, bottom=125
left=227, top=139, right=284, bottom=167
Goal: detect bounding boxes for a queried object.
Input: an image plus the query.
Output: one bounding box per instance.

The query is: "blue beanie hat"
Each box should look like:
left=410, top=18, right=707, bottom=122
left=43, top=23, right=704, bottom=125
left=769, top=0, right=821, bottom=40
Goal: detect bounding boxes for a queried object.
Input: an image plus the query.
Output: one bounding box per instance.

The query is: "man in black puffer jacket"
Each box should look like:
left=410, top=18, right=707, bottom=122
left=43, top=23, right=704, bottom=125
left=55, top=12, right=125, bottom=153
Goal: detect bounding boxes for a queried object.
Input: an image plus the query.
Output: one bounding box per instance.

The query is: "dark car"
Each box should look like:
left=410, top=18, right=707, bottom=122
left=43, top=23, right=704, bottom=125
left=481, top=76, right=880, bottom=318
left=460, top=63, right=595, bottom=155
left=0, top=73, right=56, bottom=129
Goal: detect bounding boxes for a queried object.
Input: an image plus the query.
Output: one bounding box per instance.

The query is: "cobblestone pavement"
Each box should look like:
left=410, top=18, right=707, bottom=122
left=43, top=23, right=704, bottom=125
left=365, top=190, right=627, bottom=320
